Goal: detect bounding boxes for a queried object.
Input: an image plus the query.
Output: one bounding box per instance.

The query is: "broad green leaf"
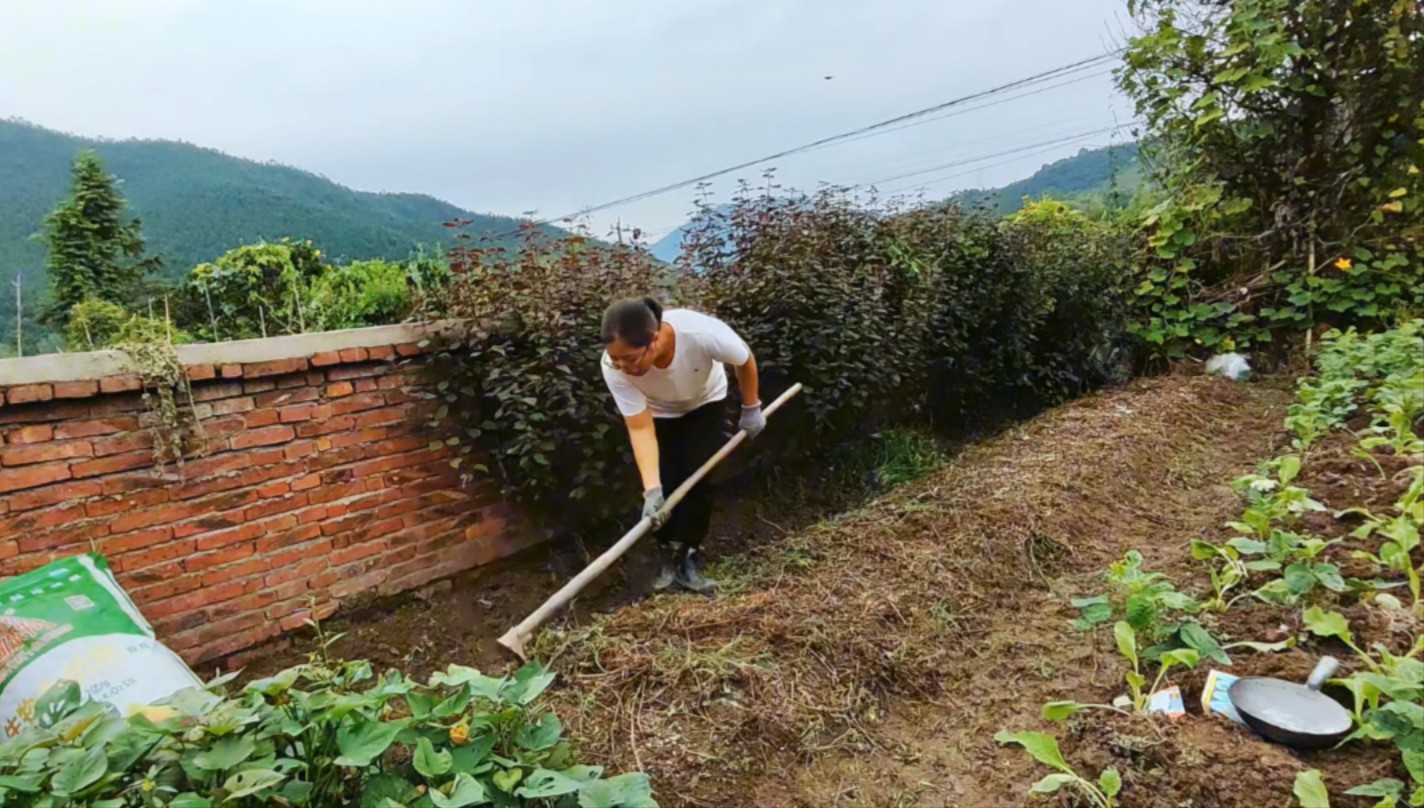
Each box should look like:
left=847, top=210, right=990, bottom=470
left=51, top=745, right=107, bottom=796
left=1346, top=778, right=1405, bottom=806
left=577, top=772, right=658, bottom=808
left=504, top=662, right=557, bottom=705
left=1224, top=637, right=1296, bottom=653
left=414, top=738, right=453, bottom=778
left=1293, top=769, right=1330, bottom=808
left=515, top=713, right=564, bottom=751
left=0, top=775, right=42, bottom=793
left=193, top=736, right=256, bottom=771
left=1304, top=606, right=1352, bottom=642
left=1160, top=648, right=1200, bottom=669
left=169, top=795, right=212, bottom=808
left=1190, top=539, right=1221, bottom=560
left=517, top=768, right=587, bottom=799
left=1178, top=621, right=1230, bottom=666
left=1100, top=767, right=1123, bottom=798
left=1041, top=701, right=1085, bottom=721
left=407, top=690, right=438, bottom=720
left=1114, top=622, right=1139, bottom=668
left=336, top=716, right=404, bottom=767
left=492, top=767, right=523, bottom=793
left=1315, top=564, right=1347, bottom=593
left=993, top=731, right=1071, bottom=774
left=244, top=669, right=299, bottom=698
left=428, top=773, right=489, bottom=808
left=361, top=774, right=421, bottom=808
left=430, top=666, right=507, bottom=700
left=1278, top=455, right=1302, bottom=484
left=1028, top=773, right=1076, bottom=795
left=221, top=768, right=285, bottom=800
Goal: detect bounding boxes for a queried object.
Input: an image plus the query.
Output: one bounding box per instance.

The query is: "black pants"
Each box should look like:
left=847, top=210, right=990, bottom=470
left=652, top=400, right=728, bottom=555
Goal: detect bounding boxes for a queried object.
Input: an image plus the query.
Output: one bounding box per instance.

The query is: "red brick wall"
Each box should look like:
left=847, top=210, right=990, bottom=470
left=0, top=329, right=534, bottom=663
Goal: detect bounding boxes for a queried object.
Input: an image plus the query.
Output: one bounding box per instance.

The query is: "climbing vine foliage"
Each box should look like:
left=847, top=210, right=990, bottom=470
left=1120, top=0, right=1424, bottom=357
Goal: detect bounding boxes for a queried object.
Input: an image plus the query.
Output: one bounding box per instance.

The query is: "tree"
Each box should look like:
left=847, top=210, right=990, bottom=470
left=1119, top=0, right=1424, bottom=356
left=40, top=150, right=160, bottom=326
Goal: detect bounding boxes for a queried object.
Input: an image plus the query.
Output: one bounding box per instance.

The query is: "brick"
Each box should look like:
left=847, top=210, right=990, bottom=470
left=262, top=539, right=332, bottom=573
left=377, top=374, right=406, bottom=390
left=185, top=622, right=283, bottom=663
left=330, top=540, right=388, bottom=567
left=86, top=488, right=168, bottom=519
left=338, top=348, right=369, bottom=363
left=0, top=399, right=88, bottom=426
left=187, top=545, right=261, bottom=578
left=243, top=409, right=280, bottom=428
left=254, top=387, right=319, bottom=409
left=325, top=382, right=354, bottom=398
left=7, top=424, right=54, bottom=444
left=246, top=358, right=309, bottom=378
left=278, top=404, right=317, bottom=423
left=9, top=479, right=100, bottom=511
left=368, top=345, right=396, bottom=361
left=185, top=363, right=217, bottom=381
left=244, top=494, right=308, bottom=522
left=97, top=526, right=175, bottom=556
left=243, top=378, right=277, bottom=394
left=130, top=572, right=204, bottom=603
left=193, top=381, right=245, bottom=402
left=0, top=462, right=72, bottom=494
left=53, top=380, right=100, bottom=399
left=220, top=364, right=244, bottom=378
left=87, top=394, right=144, bottom=417
left=257, top=481, right=291, bottom=498
left=196, top=514, right=295, bottom=551
left=308, top=479, right=367, bottom=505
left=98, top=472, right=168, bottom=495
left=144, top=579, right=253, bottom=620
left=291, top=473, right=320, bottom=492
left=209, top=396, right=256, bottom=416
left=283, top=440, right=316, bottom=461
left=92, top=432, right=152, bottom=457
left=295, top=415, right=355, bottom=438
left=254, top=524, right=322, bottom=554
left=276, top=374, right=306, bottom=390
left=5, top=384, right=53, bottom=404
left=353, top=407, right=411, bottom=429
left=326, top=364, right=385, bottom=383
left=1, top=439, right=93, bottom=467
left=320, top=509, right=377, bottom=538
left=123, top=557, right=186, bottom=586
left=0, top=500, right=87, bottom=535
left=354, top=378, right=379, bottom=393
left=329, top=392, right=384, bottom=416
left=169, top=461, right=287, bottom=501
left=304, top=371, right=326, bottom=385
left=231, top=425, right=294, bottom=450
left=330, top=426, right=384, bottom=450
left=55, top=416, right=139, bottom=440
left=19, top=519, right=108, bottom=554
left=311, top=351, right=342, bottom=367
left=395, top=342, right=423, bottom=357
left=71, top=451, right=152, bottom=478
left=110, top=538, right=194, bottom=574
left=99, top=374, right=143, bottom=393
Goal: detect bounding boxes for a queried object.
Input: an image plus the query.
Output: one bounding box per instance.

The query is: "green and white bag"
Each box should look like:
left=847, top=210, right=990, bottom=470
left=0, top=553, right=200, bottom=738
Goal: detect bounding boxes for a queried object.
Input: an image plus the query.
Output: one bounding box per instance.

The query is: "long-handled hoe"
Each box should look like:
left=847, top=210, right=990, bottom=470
left=497, top=383, right=803, bottom=660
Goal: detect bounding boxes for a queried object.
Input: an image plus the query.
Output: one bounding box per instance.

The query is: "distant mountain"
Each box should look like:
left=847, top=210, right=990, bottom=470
left=951, top=143, right=1141, bottom=216
left=0, top=117, right=558, bottom=295
left=644, top=145, right=1141, bottom=263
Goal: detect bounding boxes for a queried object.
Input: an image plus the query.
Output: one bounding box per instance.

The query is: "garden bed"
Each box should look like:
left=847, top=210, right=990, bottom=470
left=236, top=372, right=1393, bottom=806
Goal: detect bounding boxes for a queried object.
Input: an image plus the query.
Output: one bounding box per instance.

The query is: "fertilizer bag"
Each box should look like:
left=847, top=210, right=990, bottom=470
left=0, top=553, right=201, bottom=737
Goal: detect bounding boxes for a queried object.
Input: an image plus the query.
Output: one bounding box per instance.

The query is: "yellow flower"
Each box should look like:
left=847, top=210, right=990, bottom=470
left=449, top=723, right=470, bottom=746
left=1334, top=257, right=1352, bottom=270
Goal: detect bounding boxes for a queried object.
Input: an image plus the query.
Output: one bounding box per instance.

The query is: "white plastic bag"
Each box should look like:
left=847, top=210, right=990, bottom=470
left=0, top=553, right=200, bottom=737
left=1205, top=352, right=1251, bottom=381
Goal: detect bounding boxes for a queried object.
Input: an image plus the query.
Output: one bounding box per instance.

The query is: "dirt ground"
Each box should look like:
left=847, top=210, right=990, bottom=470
left=231, top=375, right=1411, bottom=806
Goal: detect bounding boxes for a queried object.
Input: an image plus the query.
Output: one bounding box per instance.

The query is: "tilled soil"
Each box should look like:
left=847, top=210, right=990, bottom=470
left=230, top=375, right=1411, bottom=806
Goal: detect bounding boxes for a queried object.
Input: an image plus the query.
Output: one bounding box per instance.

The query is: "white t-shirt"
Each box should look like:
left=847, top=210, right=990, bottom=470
left=601, top=309, right=751, bottom=419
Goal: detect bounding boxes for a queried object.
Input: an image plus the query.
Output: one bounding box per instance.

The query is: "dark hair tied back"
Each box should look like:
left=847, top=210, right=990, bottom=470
left=601, top=296, right=663, bottom=347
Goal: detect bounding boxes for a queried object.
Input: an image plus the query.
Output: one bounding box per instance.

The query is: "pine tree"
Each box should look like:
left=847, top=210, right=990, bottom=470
left=40, top=151, right=160, bottom=325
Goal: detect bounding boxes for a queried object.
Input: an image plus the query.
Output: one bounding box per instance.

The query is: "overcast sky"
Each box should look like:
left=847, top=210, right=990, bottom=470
left=1, top=0, right=1134, bottom=241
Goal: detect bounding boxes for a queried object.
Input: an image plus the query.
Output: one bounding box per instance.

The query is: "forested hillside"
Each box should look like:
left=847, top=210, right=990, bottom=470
left=0, top=118, right=563, bottom=354
left=951, top=143, right=1142, bottom=216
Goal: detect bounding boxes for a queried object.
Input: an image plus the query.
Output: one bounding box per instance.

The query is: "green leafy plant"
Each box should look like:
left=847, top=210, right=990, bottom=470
left=1235, top=530, right=1346, bottom=606
left=993, top=730, right=1120, bottom=808
left=1303, top=607, right=1378, bottom=672
left=1346, top=468, right=1424, bottom=610
left=0, top=627, right=657, bottom=807
left=1294, top=769, right=1331, bottom=808
left=1287, top=322, right=1424, bottom=449
left=1190, top=538, right=1251, bottom=611
left=1113, top=621, right=1199, bottom=715
left=1073, top=551, right=1227, bottom=664
left=1346, top=777, right=1411, bottom=808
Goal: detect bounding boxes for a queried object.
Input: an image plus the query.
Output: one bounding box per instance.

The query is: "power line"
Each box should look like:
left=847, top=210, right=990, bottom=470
left=859, top=124, right=1132, bottom=189
left=482, top=50, right=1124, bottom=239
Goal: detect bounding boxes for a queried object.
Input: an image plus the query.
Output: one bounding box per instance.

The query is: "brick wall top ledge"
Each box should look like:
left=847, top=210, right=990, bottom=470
left=0, top=321, right=461, bottom=400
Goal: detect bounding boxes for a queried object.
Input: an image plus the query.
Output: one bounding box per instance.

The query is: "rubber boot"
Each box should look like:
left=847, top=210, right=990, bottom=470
left=675, top=547, right=717, bottom=594
left=651, top=543, right=678, bottom=591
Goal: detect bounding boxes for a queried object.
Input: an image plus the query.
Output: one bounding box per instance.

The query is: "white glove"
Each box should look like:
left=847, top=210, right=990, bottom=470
left=739, top=403, right=766, bottom=438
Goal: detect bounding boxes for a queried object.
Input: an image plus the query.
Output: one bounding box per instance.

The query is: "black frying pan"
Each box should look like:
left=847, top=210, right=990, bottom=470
left=1228, top=656, right=1353, bottom=750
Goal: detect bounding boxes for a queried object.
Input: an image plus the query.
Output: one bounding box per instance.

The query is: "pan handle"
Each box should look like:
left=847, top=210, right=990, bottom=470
left=1306, top=656, right=1340, bottom=691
